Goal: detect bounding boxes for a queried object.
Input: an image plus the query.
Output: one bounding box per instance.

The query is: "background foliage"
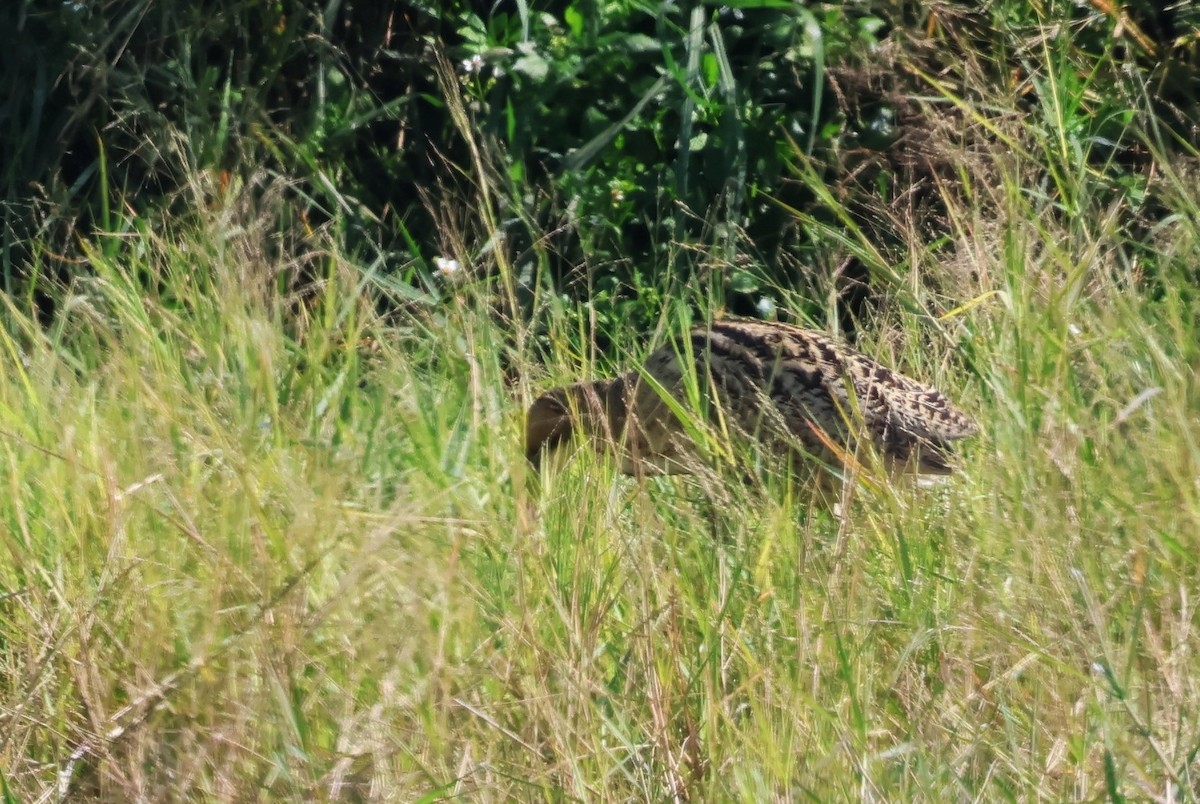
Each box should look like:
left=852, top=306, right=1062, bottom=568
left=5, top=0, right=1195, bottom=330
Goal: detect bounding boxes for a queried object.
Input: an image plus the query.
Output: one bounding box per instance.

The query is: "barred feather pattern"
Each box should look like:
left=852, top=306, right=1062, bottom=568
left=526, top=319, right=977, bottom=477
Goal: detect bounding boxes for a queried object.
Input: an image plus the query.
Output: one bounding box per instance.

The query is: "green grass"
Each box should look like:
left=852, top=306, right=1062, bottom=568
left=4, top=54, right=1200, bottom=804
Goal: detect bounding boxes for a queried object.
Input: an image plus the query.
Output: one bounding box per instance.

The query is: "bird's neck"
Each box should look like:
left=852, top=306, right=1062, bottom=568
left=572, top=376, right=629, bottom=443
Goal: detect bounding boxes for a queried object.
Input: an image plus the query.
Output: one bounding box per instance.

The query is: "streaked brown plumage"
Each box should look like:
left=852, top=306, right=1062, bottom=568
left=526, top=319, right=977, bottom=479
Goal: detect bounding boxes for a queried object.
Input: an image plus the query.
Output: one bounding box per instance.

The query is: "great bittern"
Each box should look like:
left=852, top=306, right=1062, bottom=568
left=525, top=319, right=976, bottom=480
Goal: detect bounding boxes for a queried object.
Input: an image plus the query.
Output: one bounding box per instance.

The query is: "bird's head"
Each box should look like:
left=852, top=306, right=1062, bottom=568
left=524, top=380, right=625, bottom=472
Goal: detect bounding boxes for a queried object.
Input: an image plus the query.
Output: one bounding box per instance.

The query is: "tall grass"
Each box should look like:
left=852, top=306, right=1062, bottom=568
left=3, top=32, right=1200, bottom=804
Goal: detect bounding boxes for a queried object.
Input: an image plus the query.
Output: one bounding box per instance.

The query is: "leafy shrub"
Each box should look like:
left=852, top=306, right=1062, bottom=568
left=1, top=0, right=1197, bottom=331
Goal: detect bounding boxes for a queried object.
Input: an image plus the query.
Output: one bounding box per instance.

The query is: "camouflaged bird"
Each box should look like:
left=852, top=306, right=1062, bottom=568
left=525, top=319, right=977, bottom=478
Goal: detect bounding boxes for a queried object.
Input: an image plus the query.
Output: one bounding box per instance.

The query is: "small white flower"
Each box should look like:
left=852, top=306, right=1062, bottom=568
left=460, top=54, right=485, bottom=75
left=756, top=297, right=776, bottom=318
left=434, top=257, right=460, bottom=277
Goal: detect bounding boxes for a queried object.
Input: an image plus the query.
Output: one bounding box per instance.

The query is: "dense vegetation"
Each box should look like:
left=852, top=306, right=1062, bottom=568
left=2, top=0, right=1200, bottom=799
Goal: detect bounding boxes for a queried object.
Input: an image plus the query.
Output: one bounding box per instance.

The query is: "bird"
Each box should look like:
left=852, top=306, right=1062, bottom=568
left=525, top=318, right=977, bottom=481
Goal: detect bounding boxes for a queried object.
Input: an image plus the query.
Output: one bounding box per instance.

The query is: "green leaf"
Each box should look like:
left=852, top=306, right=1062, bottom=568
left=1102, top=749, right=1125, bottom=803
left=623, top=33, right=661, bottom=54
left=513, top=50, right=550, bottom=81
left=564, top=5, right=583, bottom=39
left=729, top=269, right=759, bottom=293
left=702, top=52, right=719, bottom=87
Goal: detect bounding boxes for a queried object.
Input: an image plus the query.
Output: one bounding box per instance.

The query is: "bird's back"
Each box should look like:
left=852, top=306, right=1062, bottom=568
left=631, top=319, right=976, bottom=473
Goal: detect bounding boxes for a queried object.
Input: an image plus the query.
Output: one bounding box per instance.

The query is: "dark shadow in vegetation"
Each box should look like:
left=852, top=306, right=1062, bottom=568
left=1, top=0, right=1198, bottom=335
